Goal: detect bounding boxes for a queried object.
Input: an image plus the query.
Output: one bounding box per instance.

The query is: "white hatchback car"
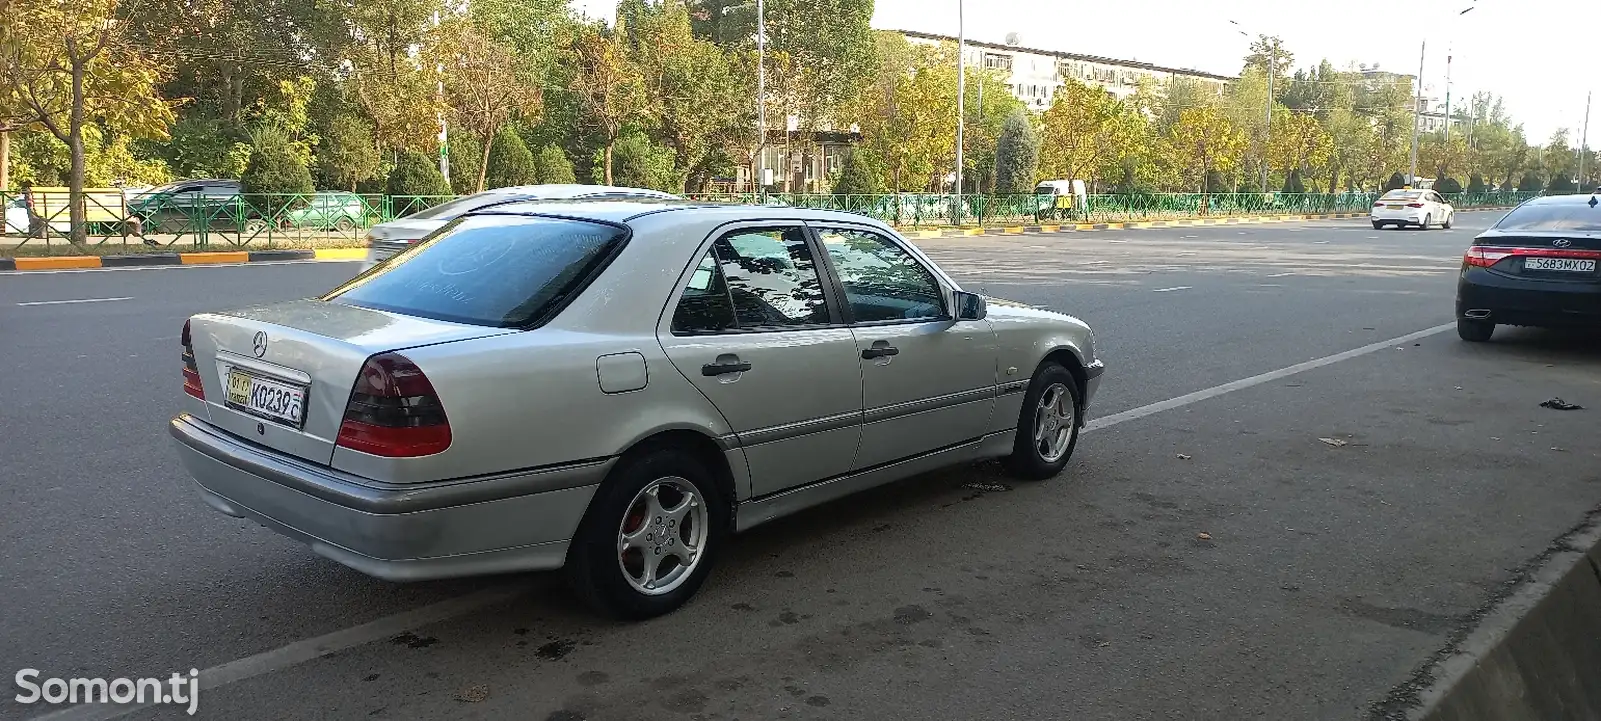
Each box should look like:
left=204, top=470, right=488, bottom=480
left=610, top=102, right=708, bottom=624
left=1371, top=189, right=1454, bottom=230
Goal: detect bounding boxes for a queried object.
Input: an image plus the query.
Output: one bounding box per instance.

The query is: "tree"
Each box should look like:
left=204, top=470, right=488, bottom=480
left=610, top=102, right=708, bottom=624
left=1266, top=111, right=1332, bottom=187
left=317, top=114, right=380, bottom=191
left=831, top=147, right=886, bottom=195
left=569, top=22, right=645, bottom=186
left=1243, top=35, right=1294, bottom=83
left=1039, top=80, right=1144, bottom=190
left=535, top=144, right=576, bottom=184
left=2, top=0, right=175, bottom=246
left=485, top=128, right=536, bottom=189
left=994, top=110, right=1039, bottom=193
left=1281, top=168, right=1306, bottom=193
left=853, top=38, right=957, bottom=192
left=387, top=149, right=451, bottom=197
left=440, top=18, right=542, bottom=194
left=1165, top=106, right=1247, bottom=198
left=759, top=0, right=876, bottom=189
left=622, top=0, right=748, bottom=192
left=446, top=132, right=482, bottom=195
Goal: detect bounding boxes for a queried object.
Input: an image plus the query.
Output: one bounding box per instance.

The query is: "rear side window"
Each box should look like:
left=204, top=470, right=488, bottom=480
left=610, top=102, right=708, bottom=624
left=1494, top=202, right=1601, bottom=234
left=324, top=216, right=625, bottom=327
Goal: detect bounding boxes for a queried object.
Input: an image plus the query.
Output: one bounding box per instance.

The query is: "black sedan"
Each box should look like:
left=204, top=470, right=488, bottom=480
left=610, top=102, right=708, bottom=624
left=1455, top=193, right=1601, bottom=341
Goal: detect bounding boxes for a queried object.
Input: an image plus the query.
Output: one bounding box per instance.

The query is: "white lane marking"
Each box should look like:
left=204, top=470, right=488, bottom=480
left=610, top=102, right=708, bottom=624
left=1266, top=272, right=1295, bottom=277
left=16, top=296, right=132, bottom=306
left=30, top=585, right=528, bottom=721
left=1183, top=235, right=1199, bottom=239
left=1086, top=322, right=1454, bottom=433
left=4, top=259, right=358, bottom=275
left=26, top=323, right=1459, bottom=719
left=1151, top=286, right=1191, bottom=292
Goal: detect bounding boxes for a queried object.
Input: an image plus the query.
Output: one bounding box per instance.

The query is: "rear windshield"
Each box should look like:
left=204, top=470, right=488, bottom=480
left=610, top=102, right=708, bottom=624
left=1494, top=200, right=1601, bottom=234
left=323, top=216, right=626, bottom=327
left=1380, top=190, right=1422, bottom=200
left=407, top=192, right=525, bottom=220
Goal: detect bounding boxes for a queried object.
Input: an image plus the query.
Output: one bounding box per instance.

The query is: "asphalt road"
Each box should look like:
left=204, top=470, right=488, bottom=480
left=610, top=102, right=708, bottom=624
left=3, top=212, right=1599, bottom=721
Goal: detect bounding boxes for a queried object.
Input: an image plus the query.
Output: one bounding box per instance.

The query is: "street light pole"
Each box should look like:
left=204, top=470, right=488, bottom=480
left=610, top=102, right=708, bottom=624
left=955, top=0, right=966, bottom=223
left=1263, top=42, right=1274, bottom=193
left=1408, top=41, right=1425, bottom=186
left=1579, top=91, right=1592, bottom=189
left=755, top=0, right=766, bottom=193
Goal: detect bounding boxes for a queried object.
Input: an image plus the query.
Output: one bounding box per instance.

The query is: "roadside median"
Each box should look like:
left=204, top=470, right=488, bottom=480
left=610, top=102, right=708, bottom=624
left=0, top=248, right=365, bottom=272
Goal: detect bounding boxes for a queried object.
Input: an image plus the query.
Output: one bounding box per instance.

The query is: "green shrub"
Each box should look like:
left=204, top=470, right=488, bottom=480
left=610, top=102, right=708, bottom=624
left=485, top=128, right=536, bottom=189
left=1434, top=177, right=1463, bottom=194
left=535, top=144, right=577, bottom=184
left=1546, top=174, right=1577, bottom=194
left=1383, top=172, right=1407, bottom=191
left=447, top=133, right=483, bottom=195
left=242, top=129, right=313, bottom=197
left=1517, top=172, right=1544, bottom=193
left=1466, top=174, right=1487, bottom=194
left=386, top=150, right=452, bottom=198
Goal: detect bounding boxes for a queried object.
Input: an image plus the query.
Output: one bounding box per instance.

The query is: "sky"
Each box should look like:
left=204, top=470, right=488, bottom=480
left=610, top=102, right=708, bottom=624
left=569, top=0, right=1596, bottom=145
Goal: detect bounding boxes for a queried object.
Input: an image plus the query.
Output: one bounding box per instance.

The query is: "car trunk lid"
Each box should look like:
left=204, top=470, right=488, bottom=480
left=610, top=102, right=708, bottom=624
left=187, top=299, right=514, bottom=466
left=1469, top=232, right=1601, bottom=281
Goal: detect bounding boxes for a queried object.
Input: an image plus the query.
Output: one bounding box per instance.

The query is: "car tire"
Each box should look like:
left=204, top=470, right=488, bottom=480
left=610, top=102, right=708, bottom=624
left=566, top=447, right=729, bottom=620
left=1457, top=318, right=1494, bottom=342
left=1371, top=220, right=1383, bottom=230
left=334, top=217, right=357, bottom=233
left=1443, top=214, right=1453, bottom=229
left=1004, top=362, right=1082, bottom=480
left=1419, top=214, right=1432, bottom=230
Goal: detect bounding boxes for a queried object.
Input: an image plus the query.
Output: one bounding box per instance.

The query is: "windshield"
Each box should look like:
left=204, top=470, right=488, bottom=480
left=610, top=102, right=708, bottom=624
left=407, top=192, right=526, bottom=220
left=324, top=216, right=626, bottom=327
left=1493, top=200, right=1601, bottom=234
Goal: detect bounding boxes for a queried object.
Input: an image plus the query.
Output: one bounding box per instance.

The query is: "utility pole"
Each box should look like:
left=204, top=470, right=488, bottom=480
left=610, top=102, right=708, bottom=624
left=434, top=11, right=449, bottom=185
left=1408, top=41, right=1425, bottom=186
left=1263, top=41, right=1274, bottom=194
left=1579, top=91, right=1592, bottom=189
left=1443, top=47, right=1452, bottom=149
left=955, top=0, right=966, bottom=224
left=755, top=0, right=766, bottom=193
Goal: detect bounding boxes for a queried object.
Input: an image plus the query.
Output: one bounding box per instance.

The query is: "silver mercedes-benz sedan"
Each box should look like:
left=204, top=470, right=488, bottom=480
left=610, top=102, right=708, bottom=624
left=363, top=184, right=680, bottom=271
left=170, top=200, right=1105, bottom=618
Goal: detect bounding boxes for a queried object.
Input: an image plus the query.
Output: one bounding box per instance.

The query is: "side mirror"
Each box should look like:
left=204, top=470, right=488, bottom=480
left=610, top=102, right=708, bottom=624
left=954, top=291, right=987, bottom=321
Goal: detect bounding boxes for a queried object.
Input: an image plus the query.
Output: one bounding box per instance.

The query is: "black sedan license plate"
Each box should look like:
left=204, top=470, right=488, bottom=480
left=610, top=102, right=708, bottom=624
left=225, top=367, right=307, bottom=428
left=1525, top=257, right=1596, bottom=273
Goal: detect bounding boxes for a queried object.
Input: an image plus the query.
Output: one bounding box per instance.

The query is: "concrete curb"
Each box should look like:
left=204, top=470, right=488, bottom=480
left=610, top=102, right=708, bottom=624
left=0, top=247, right=360, bottom=272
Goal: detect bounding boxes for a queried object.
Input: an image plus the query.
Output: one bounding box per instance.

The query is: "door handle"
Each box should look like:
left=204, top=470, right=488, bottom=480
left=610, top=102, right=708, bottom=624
left=861, top=342, right=900, bottom=360
left=701, top=358, right=753, bottom=376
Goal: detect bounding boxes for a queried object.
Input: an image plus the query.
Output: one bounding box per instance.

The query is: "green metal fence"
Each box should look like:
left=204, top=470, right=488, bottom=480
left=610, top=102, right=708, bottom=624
left=2, top=188, right=1541, bottom=253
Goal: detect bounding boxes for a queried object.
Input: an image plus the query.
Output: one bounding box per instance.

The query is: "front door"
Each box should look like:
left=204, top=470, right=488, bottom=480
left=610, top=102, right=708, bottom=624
left=810, top=224, right=998, bottom=470
left=658, top=225, right=864, bottom=497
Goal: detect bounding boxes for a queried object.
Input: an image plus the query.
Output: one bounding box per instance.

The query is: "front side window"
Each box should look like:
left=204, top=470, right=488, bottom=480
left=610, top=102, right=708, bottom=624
left=670, top=227, right=831, bottom=333
left=816, top=228, right=946, bottom=323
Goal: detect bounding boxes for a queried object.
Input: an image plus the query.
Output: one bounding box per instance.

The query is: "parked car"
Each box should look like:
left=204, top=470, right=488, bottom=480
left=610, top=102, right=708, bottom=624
left=362, top=185, right=681, bottom=270
left=170, top=200, right=1105, bottom=619
left=127, top=179, right=261, bottom=236
left=1455, top=192, right=1601, bottom=341
left=1371, top=188, right=1454, bottom=230
left=283, top=191, right=374, bottom=232
left=4, top=195, right=28, bottom=235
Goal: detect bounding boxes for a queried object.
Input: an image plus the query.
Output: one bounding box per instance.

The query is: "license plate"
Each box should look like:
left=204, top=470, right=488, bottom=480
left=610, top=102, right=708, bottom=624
left=225, top=367, right=307, bottom=427
left=1386, top=204, right=1405, bottom=209
left=1524, top=257, right=1596, bottom=273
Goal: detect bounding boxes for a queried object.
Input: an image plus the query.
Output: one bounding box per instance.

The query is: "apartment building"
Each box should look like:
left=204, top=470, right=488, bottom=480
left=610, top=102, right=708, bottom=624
left=898, top=30, right=1233, bottom=110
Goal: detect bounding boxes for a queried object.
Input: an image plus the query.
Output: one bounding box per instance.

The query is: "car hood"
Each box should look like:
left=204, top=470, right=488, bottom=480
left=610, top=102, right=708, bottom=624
left=983, top=294, right=1089, bottom=326
left=367, top=218, right=449, bottom=243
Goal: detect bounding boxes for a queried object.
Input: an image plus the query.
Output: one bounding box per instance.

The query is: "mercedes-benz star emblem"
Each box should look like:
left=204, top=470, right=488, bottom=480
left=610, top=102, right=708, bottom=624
left=252, top=331, right=268, bottom=358
left=1553, top=239, right=1572, bottom=248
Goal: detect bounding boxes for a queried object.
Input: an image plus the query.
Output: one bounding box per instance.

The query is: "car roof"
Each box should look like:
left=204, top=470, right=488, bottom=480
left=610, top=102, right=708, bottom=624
left=468, top=200, right=888, bottom=227
left=470, top=184, right=679, bottom=200
left=1518, top=193, right=1600, bottom=206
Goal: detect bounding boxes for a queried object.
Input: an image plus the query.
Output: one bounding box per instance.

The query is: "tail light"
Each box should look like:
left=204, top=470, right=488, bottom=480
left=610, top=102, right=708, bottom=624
left=181, top=319, right=204, bottom=400
left=1465, top=246, right=1601, bottom=268
left=336, top=352, right=451, bottom=457
left=1406, top=202, right=1425, bottom=208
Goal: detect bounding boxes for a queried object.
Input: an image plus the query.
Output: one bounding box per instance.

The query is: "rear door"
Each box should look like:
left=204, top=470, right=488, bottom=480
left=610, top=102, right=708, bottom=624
left=810, top=223, right=998, bottom=470
left=658, top=224, right=864, bottom=497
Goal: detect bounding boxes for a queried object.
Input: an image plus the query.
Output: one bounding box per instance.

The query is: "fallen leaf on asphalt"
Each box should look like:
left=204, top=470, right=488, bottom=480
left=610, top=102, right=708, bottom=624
left=1176, top=453, right=1192, bottom=460
left=1098, top=641, right=1111, bottom=648
left=1455, top=386, right=1463, bottom=390
left=1539, top=398, right=1584, bottom=411
left=1552, top=447, right=1567, bottom=452
left=1197, top=532, right=1212, bottom=541
left=455, top=685, right=490, bottom=703
left=1318, top=437, right=1349, bottom=447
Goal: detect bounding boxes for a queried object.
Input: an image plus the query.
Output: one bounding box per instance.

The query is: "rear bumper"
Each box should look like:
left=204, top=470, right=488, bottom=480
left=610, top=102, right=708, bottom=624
left=1456, top=267, right=1601, bottom=328
left=169, top=414, right=607, bottom=581
left=1371, top=209, right=1424, bottom=224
